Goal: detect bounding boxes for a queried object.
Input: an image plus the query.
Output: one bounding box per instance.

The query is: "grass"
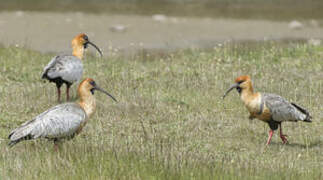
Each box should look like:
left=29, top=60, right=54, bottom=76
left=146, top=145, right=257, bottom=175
left=0, top=0, right=323, bottom=20
left=0, top=42, right=322, bottom=179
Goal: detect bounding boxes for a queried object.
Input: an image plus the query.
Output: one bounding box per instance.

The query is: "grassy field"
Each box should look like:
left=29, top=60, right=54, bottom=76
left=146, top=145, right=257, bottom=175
left=1, top=0, right=323, bottom=20
left=0, top=42, right=322, bottom=179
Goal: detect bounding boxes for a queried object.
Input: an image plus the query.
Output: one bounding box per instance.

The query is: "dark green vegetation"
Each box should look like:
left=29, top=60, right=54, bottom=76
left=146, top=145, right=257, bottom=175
left=0, top=43, right=322, bottom=179
left=1, top=0, right=323, bottom=20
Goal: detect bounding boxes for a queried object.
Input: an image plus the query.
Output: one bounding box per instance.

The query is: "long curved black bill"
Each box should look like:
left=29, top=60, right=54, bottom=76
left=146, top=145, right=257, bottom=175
left=95, top=86, right=117, bottom=102
left=222, top=83, right=239, bottom=99
left=88, top=41, right=103, bottom=57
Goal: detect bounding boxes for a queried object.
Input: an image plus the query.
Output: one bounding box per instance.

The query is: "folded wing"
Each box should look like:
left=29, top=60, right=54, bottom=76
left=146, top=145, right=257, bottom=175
left=263, top=93, right=308, bottom=122
left=9, top=103, right=87, bottom=146
left=41, top=55, right=83, bottom=83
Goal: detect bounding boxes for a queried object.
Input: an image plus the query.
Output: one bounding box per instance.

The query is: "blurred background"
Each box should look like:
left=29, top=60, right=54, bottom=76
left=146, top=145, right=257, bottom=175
left=0, top=0, right=322, bottom=55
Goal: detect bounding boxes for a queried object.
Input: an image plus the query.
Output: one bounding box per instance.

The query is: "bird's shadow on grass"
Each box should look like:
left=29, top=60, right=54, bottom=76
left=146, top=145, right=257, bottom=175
left=270, top=140, right=322, bottom=149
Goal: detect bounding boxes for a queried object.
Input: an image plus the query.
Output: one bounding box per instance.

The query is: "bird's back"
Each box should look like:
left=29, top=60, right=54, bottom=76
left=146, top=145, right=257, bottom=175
left=262, top=93, right=309, bottom=122
left=42, top=55, right=83, bottom=84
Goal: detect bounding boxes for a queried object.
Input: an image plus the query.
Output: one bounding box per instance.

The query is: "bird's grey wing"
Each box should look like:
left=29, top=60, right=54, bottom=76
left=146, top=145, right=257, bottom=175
left=9, top=103, right=87, bottom=142
left=263, top=93, right=306, bottom=122
left=43, top=55, right=83, bottom=83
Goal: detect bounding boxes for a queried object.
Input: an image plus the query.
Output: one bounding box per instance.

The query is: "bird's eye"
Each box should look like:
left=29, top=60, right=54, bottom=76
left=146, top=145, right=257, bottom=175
left=90, top=81, right=96, bottom=86
left=83, top=35, right=88, bottom=41
left=238, top=80, right=244, bottom=84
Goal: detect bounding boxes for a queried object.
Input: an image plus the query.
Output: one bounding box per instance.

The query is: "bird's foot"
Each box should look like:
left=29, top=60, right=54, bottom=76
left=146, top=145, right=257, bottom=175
left=280, top=134, right=288, bottom=144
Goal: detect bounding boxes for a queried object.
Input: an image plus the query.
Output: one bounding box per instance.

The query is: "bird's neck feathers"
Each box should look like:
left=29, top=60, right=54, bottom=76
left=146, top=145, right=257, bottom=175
left=240, top=81, right=258, bottom=102
left=239, top=81, right=262, bottom=115
left=78, top=88, right=96, bottom=117
left=72, top=40, right=84, bottom=60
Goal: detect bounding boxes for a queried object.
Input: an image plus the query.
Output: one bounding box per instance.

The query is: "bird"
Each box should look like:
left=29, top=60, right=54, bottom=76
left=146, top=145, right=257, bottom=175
left=8, top=78, right=117, bottom=150
left=41, top=33, right=102, bottom=102
left=222, top=75, right=312, bottom=145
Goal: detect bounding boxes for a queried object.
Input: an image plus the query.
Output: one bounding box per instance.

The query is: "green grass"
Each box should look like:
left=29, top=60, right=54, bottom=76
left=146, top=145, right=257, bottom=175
left=1, top=0, right=323, bottom=20
left=0, top=42, right=322, bottom=179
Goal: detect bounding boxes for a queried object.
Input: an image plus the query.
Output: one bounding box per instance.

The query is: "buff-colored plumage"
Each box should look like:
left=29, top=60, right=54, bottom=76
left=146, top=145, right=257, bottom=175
left=223, top=75, right=312, bottom=145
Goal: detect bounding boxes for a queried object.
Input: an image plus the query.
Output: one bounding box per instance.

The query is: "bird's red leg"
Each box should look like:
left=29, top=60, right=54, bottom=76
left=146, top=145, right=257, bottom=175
left=266, top=130, right=274, bottom=145
left=279, top=124, right=288, bottom=144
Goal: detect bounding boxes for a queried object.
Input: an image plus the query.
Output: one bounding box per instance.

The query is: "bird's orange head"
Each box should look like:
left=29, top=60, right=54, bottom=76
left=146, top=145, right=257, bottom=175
left=235, top=75, right=252, bottom=91
left=78, top=78, right=94, bottom=95
left=235, top=75, right=251, bottom=84
left=71, top=33, right=102, bottom=59
left=72, top=33, right=88, bottom=47
left=78, top=78, right=117, bottom=102
left=223, top=75, right=253, bottom=99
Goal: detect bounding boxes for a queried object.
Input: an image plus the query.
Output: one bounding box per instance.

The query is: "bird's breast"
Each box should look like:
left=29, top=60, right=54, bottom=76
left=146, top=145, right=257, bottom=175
left=242, top=93, right=271, bottom=122
left=79, top=97, right=96, bottom=118
left=242, top=93, right=261, bottom=114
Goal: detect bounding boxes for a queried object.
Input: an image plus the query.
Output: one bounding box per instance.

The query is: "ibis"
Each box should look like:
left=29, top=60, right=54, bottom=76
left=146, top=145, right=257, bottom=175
left=41, top=33, right=102, bottom=101
left=8, top=78, right=117, bottom=150
left=223, top=75, right=312, bottom=145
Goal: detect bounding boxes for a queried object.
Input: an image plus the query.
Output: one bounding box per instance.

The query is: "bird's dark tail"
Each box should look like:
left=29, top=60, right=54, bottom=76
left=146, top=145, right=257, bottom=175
left=8, top=140, right=20, bottom=147
left=291, top=103, right=312, bottom=122
left=41, top=70, right=49, bottom=80
left=8, top=132, right=19, bottom=147
left=8, top=135, right=33, bottom=147
left=8, top=129, right=33, bottom=147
